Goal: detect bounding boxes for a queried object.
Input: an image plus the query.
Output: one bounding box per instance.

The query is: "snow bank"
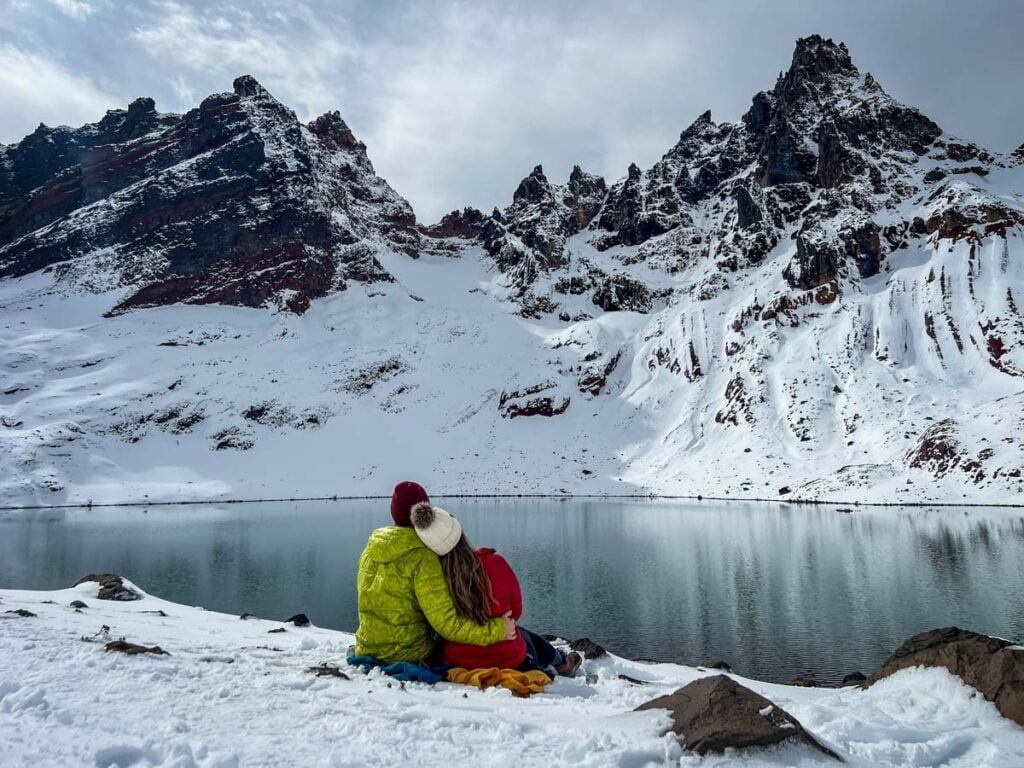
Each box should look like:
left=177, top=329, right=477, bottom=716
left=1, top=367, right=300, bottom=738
left=1, top=584, right=1022, bottom=767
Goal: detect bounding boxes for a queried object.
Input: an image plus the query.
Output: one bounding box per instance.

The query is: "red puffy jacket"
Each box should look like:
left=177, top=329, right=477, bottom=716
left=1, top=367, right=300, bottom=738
left=442, top=548, right=527, bottom=670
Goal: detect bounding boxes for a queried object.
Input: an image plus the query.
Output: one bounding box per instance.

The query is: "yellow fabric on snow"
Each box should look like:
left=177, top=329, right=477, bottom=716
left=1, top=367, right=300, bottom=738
left=446, top=667, right=553, bottom=697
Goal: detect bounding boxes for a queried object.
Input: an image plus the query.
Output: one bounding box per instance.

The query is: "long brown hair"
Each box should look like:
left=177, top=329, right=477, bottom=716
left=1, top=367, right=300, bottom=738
left=440, top=533, right=494, bottom=625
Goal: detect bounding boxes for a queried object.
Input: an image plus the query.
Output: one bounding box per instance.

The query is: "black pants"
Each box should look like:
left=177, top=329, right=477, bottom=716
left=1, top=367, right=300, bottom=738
left=518, top=627, right=564, bottom=676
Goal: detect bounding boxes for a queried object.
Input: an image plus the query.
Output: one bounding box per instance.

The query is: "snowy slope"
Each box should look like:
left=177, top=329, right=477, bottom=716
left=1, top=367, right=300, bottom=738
left=1, top=36, right=1023, bottom=507
left=1, top=583, right=1022, bottom=767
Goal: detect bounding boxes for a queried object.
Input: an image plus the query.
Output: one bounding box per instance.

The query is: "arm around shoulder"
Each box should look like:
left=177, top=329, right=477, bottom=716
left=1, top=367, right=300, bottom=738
left=412, top=551, right=505, bottom=646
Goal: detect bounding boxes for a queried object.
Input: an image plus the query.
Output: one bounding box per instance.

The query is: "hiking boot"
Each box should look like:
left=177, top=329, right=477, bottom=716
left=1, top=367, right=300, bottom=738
left=554, top=651, right=582, bottom=678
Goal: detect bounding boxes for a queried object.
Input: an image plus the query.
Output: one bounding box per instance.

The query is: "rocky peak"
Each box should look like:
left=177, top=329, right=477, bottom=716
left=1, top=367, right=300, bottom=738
left=476, top=164, right=609, bottom=289
left=679, top=110, right=714, bottom=143
left=0, top=74, right=420, bottom=314
left=785, top=35, right=858, bottom=87
left=564, top=165, right=607, bottom=234
left=127, top=97, right=156, bottom=117
left=308, top=111, right=367, bottom=156
left=513, top=164, right=554, bottom=206
left=233, top=74, right=267, bottom=99
left=568, top=164, right=606, bottom=197
left=94, top=96, right=166, bottom=143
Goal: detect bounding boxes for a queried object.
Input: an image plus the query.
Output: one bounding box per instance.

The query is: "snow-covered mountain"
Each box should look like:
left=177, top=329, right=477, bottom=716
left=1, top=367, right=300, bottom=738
left=2, top=35, right=1023, bottom=507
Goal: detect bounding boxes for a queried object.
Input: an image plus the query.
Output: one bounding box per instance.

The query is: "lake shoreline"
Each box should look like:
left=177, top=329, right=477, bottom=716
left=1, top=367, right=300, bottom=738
left=4, top=491, right=1024, bottom=512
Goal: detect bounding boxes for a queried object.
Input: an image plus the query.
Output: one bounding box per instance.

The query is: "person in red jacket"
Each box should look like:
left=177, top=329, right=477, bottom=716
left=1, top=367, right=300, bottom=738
left=411, top=502, right=582, bottom=678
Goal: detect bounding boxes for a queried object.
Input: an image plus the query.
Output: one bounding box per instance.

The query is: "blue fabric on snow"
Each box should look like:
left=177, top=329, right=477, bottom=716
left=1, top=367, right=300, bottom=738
left=346, top=655, right=447, bottom=684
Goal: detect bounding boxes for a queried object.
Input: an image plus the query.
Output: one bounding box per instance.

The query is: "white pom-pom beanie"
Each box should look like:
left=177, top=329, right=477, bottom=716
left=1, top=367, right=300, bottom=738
left=411, top=502, right=463, bottom=556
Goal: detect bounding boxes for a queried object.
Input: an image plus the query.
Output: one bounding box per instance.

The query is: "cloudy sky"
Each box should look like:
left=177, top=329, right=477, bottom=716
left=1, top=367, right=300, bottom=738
left=2, top=1, right=1022, bottom=221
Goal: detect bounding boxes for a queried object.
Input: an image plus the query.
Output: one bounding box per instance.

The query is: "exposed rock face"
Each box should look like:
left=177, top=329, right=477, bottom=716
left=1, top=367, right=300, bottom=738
left=0, top=76, right=418, bottom=315
left=904, top=412, right=1024, bottom=486
left=469, top=164, right=608, bottom=294
left=498, top=382, right=570, bottom=418
left=635, top=675, right=841, bottom=759
left=866, top=627, right=1024, bottom=726
left=591, top=274, right=651, bottom=313
left=420, top=207, right=487, bottom=239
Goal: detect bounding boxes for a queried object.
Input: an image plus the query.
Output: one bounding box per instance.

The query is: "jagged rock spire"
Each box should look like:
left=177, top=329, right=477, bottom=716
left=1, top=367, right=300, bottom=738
left=233, top=74, right=267, bottom=98
left=785, top=35, right=858, bottom=84
left=308, top=110, right=366, bottom=155
left=513, top=164, right=551, bottom=206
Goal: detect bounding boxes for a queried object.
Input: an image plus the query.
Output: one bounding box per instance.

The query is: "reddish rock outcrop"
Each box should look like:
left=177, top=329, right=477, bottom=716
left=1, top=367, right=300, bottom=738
left=0, top=76, right=417, bottom=314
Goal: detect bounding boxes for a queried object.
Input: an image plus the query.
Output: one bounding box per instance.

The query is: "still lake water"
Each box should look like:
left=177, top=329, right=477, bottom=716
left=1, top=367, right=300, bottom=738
left=2, top=498, right=1023, bottom=683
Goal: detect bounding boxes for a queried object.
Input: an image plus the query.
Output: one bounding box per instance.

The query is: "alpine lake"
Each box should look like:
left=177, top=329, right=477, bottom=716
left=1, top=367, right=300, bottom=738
left=3, top=498, right=1023, bottom=684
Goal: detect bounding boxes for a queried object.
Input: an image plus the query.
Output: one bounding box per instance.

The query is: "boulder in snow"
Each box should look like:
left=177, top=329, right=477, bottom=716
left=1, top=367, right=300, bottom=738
left=867, top=626, right=1024, bottom=726
left=74, top=574, right=142, bottom=602
left=569, top=637, right=608, bottom=660
left=634, top=674, right=841, bottom=759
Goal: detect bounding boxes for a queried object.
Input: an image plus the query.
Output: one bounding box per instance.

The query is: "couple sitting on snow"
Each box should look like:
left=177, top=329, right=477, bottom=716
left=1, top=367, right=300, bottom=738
left=354, top=481, right=582, bottom=681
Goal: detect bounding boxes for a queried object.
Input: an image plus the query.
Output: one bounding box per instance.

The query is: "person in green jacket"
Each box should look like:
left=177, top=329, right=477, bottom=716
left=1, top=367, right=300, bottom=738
left=355, top=481, right=514, bottom=663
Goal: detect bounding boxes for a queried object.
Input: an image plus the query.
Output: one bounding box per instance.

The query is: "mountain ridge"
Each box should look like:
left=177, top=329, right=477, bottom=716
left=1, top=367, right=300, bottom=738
left=1, top=35, right=1022, bottom=507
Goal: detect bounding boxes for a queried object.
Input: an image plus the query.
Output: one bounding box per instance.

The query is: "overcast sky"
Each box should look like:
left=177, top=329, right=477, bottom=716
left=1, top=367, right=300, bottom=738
left=2, top=1, right=1023, bottom=222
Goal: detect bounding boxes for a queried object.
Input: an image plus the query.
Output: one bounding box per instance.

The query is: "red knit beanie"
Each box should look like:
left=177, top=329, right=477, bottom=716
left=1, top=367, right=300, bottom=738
left=391, top=481, right=429, bottom=527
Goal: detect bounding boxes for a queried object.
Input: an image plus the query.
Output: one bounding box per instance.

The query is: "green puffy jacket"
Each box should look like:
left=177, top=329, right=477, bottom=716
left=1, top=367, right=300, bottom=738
left=354, top=525, right=505, bottom=663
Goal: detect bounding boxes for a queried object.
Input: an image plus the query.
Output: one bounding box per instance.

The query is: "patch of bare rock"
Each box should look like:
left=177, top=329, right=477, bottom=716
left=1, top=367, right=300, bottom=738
left=74, top=574, right=143, bottom=601
left=635, top=674, right=842, bottom=759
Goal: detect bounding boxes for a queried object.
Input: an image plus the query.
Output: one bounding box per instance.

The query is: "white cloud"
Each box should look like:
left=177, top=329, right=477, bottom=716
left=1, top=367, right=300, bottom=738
left=50, top=0, right=97, bottom=20
left=352, top=4, right=713, bottom=220
left=129, top=1, right=362, bottom=118
left=0, top=44, right=122, bottom=142
left=2, top=0, right=1022, bottom=223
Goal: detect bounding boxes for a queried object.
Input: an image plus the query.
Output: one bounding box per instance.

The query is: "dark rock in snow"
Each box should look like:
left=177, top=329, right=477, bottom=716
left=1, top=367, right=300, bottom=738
left=701, top=660, right=733, bottom=672
left=308, top=663, right=350, bottom=679
left=569, top=637, right=608, bottom=660
left=70, top=600, right=88, bottom=610
left=286, top=613, right=311, bottom=627
left=787, top=674, right=818, bottom=687
left=104, top=639, right=170, bottom=656
left=498, top=383, right=570, bottom=419
left=75, top=574, right=142, bottom=601
left=867, top=626, right=1024, bottom=726
left=618, top=674, right=651, bottom=686
left=778, top=486, right=792, bottom=495
left=734, top=186, right=763, bottom=229
left=635, top=675, right=841, bottom=759
left=420, top=207, right=488, bottom=239
left=840, top=671, right=866, bottom=686
left=5, top=609, right=36, bottom=618
left=591, top=274, right=652, bottom=313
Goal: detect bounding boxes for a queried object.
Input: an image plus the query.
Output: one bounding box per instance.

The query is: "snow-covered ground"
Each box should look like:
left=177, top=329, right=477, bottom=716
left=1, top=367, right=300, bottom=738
left=1, top=581, right=1022, bottom=767
left=2, top=222, right=1023, bottom=509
